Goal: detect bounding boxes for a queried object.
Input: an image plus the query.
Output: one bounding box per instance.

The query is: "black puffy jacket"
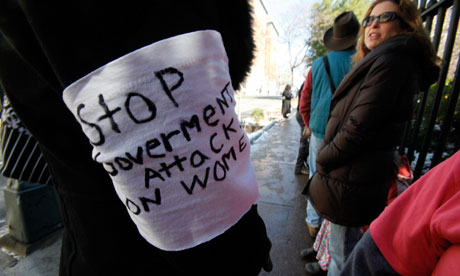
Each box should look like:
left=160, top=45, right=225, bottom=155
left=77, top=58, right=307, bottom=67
left=308, top=35, right=439, bottom=226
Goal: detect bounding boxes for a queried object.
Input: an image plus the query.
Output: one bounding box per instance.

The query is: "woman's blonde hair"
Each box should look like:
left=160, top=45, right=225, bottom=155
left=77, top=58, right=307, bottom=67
left=353, top=0, right=439, bottom=66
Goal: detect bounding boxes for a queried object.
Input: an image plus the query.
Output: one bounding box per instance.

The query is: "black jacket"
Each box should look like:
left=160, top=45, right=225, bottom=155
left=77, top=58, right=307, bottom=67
left=0, top=1, right=261, bottom=275
left=307, top=35, right=439, bottom=226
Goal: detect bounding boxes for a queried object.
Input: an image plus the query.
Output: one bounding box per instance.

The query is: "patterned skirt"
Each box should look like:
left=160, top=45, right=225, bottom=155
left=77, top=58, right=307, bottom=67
left=313, top=219, right=330, bottom=271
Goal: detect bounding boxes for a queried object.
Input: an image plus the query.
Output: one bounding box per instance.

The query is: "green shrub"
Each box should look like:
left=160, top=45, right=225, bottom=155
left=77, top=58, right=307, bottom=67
left=251, top=108, right=265, bottom=123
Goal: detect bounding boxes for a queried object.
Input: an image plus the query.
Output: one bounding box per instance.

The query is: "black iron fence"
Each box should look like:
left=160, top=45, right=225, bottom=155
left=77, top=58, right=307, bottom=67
left=400, top=0, right=459, bottom=179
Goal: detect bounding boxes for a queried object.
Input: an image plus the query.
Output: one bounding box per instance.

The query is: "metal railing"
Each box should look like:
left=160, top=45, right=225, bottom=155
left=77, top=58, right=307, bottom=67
left=400, top=0, right=459, bottom=179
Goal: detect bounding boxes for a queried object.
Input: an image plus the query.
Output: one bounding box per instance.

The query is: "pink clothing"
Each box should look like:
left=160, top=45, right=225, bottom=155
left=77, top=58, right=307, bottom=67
left=432, top=245, right=460, bottom=275
left=370, top=150, right=460, bottom=276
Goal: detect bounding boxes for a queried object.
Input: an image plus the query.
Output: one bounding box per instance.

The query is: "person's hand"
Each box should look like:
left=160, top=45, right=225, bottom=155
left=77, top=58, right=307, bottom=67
left=303, top=127, right=311, bottom=138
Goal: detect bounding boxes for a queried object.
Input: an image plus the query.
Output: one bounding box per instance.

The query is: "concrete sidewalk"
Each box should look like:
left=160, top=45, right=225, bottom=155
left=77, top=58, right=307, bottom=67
left=0, top=98, right=314, bottom=275
left=253, top=114, right=313, bottom=276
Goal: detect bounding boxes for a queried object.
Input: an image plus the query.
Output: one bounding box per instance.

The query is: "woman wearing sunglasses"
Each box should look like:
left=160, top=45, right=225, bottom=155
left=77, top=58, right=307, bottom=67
left=305, top=0, right=440, bottom=274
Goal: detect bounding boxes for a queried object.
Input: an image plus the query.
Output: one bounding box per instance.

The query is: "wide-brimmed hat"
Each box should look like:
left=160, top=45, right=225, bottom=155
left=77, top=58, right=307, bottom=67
left=323, top=11, right=360, bottom=51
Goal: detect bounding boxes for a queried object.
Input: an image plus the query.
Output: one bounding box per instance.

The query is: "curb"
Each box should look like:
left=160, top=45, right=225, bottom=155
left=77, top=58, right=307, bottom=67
left=248, top=119, right=279, bottom=144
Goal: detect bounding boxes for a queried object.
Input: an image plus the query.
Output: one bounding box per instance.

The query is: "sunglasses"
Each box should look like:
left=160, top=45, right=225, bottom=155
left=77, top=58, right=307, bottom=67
left=361, top=11, right=402, bottom=27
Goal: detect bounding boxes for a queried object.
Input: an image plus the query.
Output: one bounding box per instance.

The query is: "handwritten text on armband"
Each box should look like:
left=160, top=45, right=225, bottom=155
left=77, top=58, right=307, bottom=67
left=75, top=67, right=248, bottom=215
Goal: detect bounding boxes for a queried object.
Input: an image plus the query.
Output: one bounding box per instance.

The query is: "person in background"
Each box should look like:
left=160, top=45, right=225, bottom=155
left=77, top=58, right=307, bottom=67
left=306, top=0, right=440, bottom=274
left=341, top=149, right=460, bottom=276
left=0, top=1, right=272, bottom=275
left=281, top=84, right=293, bottom=118
left=295, top=80, right=309, bottom=175
left=299, top=11, right=360, bottom=275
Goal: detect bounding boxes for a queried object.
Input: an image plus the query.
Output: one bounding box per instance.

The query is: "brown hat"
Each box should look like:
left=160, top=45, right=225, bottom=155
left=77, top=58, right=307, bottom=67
left=323, top=11, right=360, bottom=51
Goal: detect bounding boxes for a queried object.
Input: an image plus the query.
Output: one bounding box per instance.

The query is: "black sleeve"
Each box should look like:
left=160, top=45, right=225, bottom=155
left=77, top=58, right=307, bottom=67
left=1, top=0, right=254, bottom=89
left=0, top=0, right=255, bottom=153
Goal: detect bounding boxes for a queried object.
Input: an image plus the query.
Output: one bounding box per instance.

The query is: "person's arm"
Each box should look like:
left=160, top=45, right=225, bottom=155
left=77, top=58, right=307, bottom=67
left=342, top=150, right=460, bottom=275
left=316, top=53, right=410, bottom=170
left=371, top=150, right=460, bottom=275
left=299, top=69, right=312, bottom=129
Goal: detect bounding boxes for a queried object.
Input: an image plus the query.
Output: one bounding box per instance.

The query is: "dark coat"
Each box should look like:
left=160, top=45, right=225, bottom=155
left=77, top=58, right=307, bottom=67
left=282, top=87, right=293, bottom=116
left=0, top=1, right=267, bottom=275
left=307, top=35, right=439, bottom=226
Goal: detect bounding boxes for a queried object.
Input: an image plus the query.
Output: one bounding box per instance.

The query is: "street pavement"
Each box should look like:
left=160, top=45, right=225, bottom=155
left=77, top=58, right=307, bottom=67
left=0, top=96, right=315, bottom=275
